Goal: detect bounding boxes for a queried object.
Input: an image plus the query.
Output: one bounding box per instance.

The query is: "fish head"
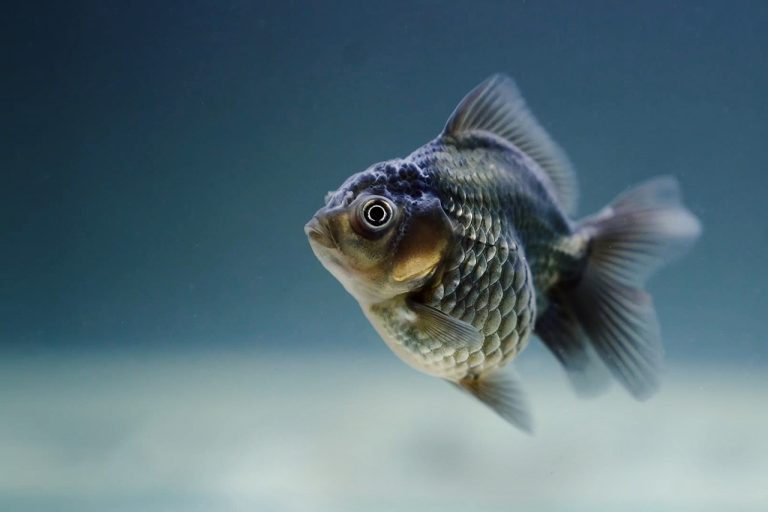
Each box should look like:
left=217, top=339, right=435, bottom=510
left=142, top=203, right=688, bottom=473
left=305, top=161, right=453, bottom=305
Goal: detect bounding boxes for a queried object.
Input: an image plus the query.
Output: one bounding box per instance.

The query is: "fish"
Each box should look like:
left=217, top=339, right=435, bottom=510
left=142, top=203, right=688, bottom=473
left=304, top=74, right=701, bottom=431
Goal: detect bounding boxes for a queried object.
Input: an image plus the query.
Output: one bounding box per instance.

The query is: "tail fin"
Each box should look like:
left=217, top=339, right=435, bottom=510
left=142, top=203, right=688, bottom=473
left=552, top=177, right=701, bottom=399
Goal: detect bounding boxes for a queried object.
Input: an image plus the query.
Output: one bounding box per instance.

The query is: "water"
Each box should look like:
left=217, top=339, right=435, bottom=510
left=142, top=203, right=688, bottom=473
left=2, top=1, right=767, bottom=510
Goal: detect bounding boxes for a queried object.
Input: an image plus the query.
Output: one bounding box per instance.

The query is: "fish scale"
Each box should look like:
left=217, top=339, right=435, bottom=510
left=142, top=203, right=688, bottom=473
left=411, top=149, right=538, bottom=378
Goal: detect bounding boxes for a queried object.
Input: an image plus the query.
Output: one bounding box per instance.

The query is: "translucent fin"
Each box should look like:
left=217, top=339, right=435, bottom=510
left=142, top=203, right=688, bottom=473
left=535, top=295, right=610, bottom=397
left=568, top=177, right=701, bottom=400
left=570, top=276, right=663, bottom=399
left=452, top=371, right=533, bottom=433
left=408, top=299, right=484, bottom=350
left=443, top=74, right=578, bottom=214
left=580, top=177, right=702, bottom=285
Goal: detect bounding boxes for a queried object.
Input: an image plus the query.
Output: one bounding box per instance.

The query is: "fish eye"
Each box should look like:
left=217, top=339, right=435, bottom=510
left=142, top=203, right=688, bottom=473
left=363, top=199, right=392, bottom=227
left=352, top=196, right=396, bottom=237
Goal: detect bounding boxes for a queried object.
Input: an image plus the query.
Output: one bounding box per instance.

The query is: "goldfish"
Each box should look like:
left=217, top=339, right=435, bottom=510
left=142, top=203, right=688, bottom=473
left=305, top=74, right=700, bottom=431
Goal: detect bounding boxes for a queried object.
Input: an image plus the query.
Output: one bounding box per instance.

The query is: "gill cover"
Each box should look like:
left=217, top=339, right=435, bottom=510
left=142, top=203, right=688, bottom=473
left=391, top=195, right=454, bottom=284
left=315, top=189, right=455, bottom=302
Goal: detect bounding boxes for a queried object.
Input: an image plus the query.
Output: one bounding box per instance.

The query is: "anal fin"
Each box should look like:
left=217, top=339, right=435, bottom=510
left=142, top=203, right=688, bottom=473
left=452, top=371, right=533, bottom=433
left=535, top=294, right=610, bottom=397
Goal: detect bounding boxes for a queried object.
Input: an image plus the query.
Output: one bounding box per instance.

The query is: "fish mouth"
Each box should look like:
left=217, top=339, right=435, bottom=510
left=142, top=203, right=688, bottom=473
left=304, top=217, right=337, bottom=249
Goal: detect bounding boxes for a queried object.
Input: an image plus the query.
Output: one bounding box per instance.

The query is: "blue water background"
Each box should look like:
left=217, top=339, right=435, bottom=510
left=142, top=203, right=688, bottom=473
left=1, top=1, right=766, bottom=510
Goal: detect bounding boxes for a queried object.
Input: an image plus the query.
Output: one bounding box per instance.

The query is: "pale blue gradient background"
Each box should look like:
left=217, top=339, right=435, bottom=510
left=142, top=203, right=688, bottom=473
left=2, top=1, right=767, bottom=510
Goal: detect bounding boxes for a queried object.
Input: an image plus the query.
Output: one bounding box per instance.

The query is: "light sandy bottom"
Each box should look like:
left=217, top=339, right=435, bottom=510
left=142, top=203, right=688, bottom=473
left=0, top=350, right=765, bottom=512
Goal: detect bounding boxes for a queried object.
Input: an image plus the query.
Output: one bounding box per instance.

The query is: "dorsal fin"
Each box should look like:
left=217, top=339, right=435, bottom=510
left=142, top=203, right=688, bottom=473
left=443, top=74, right=579, bottom=214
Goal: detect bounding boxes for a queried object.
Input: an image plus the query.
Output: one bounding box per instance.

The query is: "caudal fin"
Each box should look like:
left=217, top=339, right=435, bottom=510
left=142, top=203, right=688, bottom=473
left=564, top=177, right=700, bottom=399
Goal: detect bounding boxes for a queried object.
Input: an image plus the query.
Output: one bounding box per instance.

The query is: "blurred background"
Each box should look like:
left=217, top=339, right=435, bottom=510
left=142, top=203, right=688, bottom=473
left=2, top=1, right=766, bottom=510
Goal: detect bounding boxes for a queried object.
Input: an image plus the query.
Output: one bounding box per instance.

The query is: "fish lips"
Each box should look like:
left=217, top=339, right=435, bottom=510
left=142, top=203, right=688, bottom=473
left=305, top=214, right=354, bottom=292
left=304, top=215, right=337, bottom=250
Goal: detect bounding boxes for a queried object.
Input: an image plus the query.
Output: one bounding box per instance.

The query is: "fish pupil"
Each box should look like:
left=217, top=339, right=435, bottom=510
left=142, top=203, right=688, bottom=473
left=364, top=201, right=390, bottom=226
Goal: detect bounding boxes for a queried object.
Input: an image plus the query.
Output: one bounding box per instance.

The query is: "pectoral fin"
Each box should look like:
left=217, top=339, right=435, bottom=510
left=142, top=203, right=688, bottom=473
left=407, top=298, right=484, bottom=350
left=452, top=371, right=533, bottom=433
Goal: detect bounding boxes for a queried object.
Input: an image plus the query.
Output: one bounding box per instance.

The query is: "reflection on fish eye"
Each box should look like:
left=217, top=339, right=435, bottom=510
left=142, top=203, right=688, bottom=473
left=362, top=198, right=393, bottom=228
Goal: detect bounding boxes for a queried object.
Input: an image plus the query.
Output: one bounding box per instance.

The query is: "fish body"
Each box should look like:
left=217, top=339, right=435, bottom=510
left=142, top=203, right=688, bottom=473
left=305, top=75, right=700, bottom=431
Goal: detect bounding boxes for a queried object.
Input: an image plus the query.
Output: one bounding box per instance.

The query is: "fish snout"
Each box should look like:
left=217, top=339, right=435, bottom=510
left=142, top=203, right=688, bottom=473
left=304, top=216, right=336, bottom=249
